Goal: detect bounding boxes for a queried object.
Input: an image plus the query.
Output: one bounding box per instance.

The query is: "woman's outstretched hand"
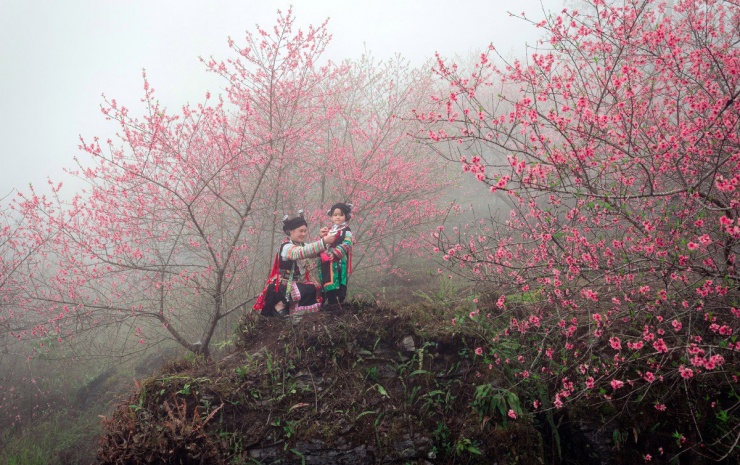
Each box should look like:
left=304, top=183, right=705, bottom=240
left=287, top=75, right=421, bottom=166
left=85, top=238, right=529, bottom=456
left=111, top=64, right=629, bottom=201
left=322, top=232, right=337, bottom=245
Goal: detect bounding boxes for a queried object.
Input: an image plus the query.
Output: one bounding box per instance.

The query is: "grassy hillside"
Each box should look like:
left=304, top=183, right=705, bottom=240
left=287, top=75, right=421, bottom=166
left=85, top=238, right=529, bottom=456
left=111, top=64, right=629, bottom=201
left=6, top=296, right=735, bottom=464
left=92, top=301, right=625, bottom=464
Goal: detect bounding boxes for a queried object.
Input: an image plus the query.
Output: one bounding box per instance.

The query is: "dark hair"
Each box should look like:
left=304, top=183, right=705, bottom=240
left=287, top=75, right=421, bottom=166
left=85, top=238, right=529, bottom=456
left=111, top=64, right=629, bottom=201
left=282, top=210, right=307, bottom=235
left=327, top=202, right=353, bottom=221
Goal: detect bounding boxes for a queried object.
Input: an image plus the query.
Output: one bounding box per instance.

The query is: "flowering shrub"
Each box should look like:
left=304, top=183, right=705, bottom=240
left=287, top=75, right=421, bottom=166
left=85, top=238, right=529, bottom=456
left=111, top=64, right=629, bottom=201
left=418, top=0, right=740, bottom=460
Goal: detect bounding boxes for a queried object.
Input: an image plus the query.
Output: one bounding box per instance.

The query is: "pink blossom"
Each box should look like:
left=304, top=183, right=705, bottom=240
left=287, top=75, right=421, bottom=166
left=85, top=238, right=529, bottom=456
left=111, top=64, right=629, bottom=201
left=507, top=409, right=517, bottom=419
left=475, top=347, right=483, bottom=356
left=413, top=0, right=740, bottom=438
left=652, top=338, right=668, bottom=353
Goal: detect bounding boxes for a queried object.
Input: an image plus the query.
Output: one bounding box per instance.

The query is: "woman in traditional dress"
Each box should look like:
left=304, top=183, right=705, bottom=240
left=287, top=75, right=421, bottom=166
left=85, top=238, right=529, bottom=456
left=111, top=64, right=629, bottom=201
left=254, top=212, right=336, bottom=317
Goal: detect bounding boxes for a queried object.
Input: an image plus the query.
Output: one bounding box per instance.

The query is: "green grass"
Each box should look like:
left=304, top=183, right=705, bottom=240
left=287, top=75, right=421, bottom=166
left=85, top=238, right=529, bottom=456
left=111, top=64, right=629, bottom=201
left=0, top=409, right=101, bottom=465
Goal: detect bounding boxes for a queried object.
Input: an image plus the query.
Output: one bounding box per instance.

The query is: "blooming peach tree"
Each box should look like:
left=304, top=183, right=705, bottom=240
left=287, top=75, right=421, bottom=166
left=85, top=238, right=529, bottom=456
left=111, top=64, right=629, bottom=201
left=202, top=8, right=344, bottom=260
left=14, top=9, right=450, bottom=360
left=418, top=0, right=740, bottom=460
left=0, top=192, right=63, bottom=431
left=307, top=53, right=450, bottom=280
left=16, top=9, right=341, bottom=360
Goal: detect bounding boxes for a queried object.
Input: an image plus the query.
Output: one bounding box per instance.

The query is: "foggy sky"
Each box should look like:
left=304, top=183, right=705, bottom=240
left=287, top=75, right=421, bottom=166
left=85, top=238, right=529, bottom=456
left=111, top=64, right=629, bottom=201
left=0, top=0, right=562, bottom=195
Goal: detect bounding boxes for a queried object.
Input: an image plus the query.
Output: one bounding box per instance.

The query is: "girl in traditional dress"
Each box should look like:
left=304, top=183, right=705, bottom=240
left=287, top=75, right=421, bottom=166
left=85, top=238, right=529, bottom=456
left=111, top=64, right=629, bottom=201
left=318, top=202, right=353, bottom=308
left=254, top=212, right=336, bottom=317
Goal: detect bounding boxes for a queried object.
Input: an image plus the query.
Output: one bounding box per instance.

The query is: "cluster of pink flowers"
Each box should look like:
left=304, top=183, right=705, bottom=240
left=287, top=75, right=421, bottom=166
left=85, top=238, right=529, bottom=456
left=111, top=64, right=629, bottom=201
left=678, top=366, right=694, bottom=379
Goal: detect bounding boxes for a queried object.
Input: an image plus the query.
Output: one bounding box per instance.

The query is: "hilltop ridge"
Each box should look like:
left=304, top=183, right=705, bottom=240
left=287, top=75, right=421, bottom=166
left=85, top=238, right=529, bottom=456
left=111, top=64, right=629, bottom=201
left=94, top=301, right=555, bottom=464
